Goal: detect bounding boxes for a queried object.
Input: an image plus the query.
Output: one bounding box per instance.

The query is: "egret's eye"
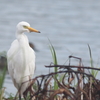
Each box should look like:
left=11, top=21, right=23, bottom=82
left=23, top=25, right=28, bottom=29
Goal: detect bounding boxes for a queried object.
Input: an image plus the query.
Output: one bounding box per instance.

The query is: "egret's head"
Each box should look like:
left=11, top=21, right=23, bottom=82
left=16, top=21, right=40, bottom=33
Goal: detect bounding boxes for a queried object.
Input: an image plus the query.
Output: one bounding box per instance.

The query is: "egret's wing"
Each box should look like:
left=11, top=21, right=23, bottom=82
left=7, top=40, right=35, bottom=90
left=7, top=39, right=19, bottom=87
left=28, top=48, right=35, bottom=78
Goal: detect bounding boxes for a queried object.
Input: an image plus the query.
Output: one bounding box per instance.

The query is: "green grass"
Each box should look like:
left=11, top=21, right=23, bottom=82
left=88, top=44, right=99, bottom=77
left=0, top=67, right=7, bottom=89
left=49, top=39, right=58, bottom=90
left=0, top=66, right=7, bottom=100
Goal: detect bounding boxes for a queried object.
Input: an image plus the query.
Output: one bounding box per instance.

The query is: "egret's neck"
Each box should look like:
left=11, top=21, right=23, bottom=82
left=16, top=31, right=29, bottom=45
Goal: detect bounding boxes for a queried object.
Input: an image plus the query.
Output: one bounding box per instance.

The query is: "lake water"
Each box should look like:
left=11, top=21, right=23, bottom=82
left=1, top=0, right=100, bottom=96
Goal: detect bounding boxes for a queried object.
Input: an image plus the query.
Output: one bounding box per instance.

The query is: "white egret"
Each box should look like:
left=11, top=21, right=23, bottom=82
left=7, top=21, right=40, bottom=97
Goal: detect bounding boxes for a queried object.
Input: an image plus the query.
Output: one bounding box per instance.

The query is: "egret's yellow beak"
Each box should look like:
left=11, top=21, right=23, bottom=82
left=27, top=26, right=40, bottom=33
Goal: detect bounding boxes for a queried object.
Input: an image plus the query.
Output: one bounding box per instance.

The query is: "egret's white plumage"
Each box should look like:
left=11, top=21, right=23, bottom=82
left=7, top=21, right=40, bottom=95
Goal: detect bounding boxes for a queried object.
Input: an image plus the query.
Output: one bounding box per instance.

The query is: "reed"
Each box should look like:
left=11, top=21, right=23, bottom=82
left=49, top=40, right=58, bottom=90
left=0, top=66, right=7, bottom=100
left=0, top=67, right=7, bottom=89
left=88, top=44, right=98, bottom=77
